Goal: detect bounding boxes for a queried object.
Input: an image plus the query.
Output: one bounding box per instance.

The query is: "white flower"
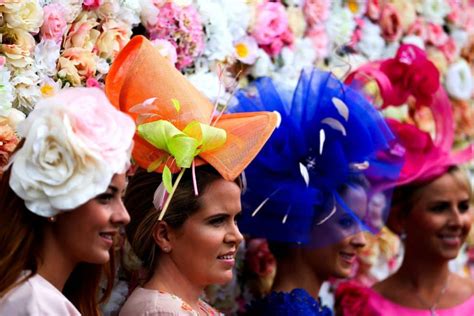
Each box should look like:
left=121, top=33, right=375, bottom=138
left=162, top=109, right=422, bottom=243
left=445, top=60, right=473, bottom=101
left=34, top=39, right=60, bottom=77
left=139, top=0, right=160, bottom=26
left=2, top=0, right=43, bottom=33
left=357, top=19, right=385, bottom=60
left=195, top=0, right=235, bottom=61
left=276, top=38, right=316, bottom=81
left=186, top=70, right=229, bottom=105
left=283, top=0, right=304, bottom=6
left=234, top=36, right=259, bottom=64
left=223, top=0, right=251, bottom=40
left=5, top=109, right=26, bottom=129
left=118, top=0, right=142, bottom=25
left=9, top=88, right=134, bottom=217
left=401, top=35, right=425, bottom=49
left=420, top=0, right=451, bottom=25
left=326, top=7, right=356, bottom=47
left=382, top=42, right=400, bottom=59
left=251, top=49, right=275, bottom=78
left=0, top=66, right=15, bottom=117
left=96, top=58, right=110, bottom=75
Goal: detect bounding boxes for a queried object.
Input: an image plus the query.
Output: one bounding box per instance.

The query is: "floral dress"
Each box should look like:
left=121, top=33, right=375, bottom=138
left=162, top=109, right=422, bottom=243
left=245, top=288, right=332, bottom=316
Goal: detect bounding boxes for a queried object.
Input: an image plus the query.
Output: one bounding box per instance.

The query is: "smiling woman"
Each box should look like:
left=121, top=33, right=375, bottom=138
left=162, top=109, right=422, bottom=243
left=0, top=88, right=135, bottom=316
left=120, top=166, right=243, bottom=315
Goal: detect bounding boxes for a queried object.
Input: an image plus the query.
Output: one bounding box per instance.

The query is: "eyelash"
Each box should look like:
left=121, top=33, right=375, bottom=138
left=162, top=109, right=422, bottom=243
left=96, top=193, right=114, bottom=204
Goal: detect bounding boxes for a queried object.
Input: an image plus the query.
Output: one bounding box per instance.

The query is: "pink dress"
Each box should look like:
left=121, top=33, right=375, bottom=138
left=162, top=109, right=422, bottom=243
left=119, top=287, right=222, bottom=316
left=336, top=281, right=474, bottom=316
left=0, top=273, right=80, bottom=315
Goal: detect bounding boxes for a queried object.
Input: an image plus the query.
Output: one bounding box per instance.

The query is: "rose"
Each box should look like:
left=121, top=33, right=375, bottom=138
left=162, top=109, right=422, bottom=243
left=83, top=0, right=102, bottom=10
left=95, top=20, right=132, bottom=59
left=439, top=38, right=457, bottom=63
left=390, top=0, right=416, bottom=31
left=63, top=12, right=100, bottom=51
left=9, top=88, right=134, bottom=216
left=426, top=23, right=448, bottom=47
left=366, top=0, right=381, bottom=21
left=379, top=4, right=402, bottom=42
left=2, top=0, right=43, bottom=34
left=303, top=0, right=330, bottom=26
left=252, top=2, right=288, bottom=46
left=0, top=123, right=19, bottom=166
left=57, top=48, right=97, bottom=86
left=245, top=239, right=276, bottom=277
left=40, top=3, right=67, bottom=43
left=407, top=18, right=428, bottom=42
left=445, top=60, right=473, bottom=100
left=0, top=28, right=35, bottom=68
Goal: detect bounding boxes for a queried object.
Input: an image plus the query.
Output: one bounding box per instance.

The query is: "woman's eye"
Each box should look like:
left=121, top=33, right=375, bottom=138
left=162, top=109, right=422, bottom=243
left=459, top=201, right=471, bottom=213
left=429, top=203, right=448, bottom=213
left=338, top=217, right=355, bottom=229
left=96, top=193, right=114, bottom=204
left=208, top=216, right=226, bottom=226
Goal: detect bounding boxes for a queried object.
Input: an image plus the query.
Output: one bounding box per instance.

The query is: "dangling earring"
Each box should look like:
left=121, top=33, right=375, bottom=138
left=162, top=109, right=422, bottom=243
left=48, top=216, right=57, bottom=223
left=399, top=229, right=407, bottom=241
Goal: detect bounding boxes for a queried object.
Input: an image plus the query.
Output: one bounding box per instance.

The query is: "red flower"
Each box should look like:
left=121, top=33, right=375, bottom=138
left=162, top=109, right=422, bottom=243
left=380, top=45, right=440, bottom=108
left=335, top=281, right=378, bottom=316
left=245, top=238, right=276, bottom=277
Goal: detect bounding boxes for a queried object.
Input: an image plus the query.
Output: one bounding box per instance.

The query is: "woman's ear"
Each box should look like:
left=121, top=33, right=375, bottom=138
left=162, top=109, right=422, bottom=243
left=386, top=205, right=406, bottom=236
left=153, top=221, right=173, bottom=253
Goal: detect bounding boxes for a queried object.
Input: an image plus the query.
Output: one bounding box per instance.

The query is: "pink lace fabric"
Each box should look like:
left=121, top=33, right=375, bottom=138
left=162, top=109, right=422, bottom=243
left=336, top=281, right=474, bottom=316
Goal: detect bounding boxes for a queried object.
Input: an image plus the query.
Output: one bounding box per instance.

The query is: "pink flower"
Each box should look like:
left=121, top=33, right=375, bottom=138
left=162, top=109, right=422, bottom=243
left=86, top=77, right=101, bottom=88
left=366, top=0, right=382, bottom=21
left=303, top=0, right=330, bottom=26
left=252, top=2, right=288, bottom=46
left=0, top=124, right=19, bottom=176
left=263, top=28, right=294, bottom=57
left=40, top=3, right=67, bottom=44
left=83, top=0, right=102, bottom=10
left=407, top=18, right=428, bottom=42
left=439, top=38, right=457, bottom=63
left=0, top=56, right=5, bottom=67
left=306, top=24, right=328, bottom=59
left=379, top=4, right=402, bottom=42
left=245, top=239, right=276, bottom=277
left=350, top=18, right=365, bottom=47
left=150, top=39, right=178, bottom=65
left=146, top=2, right=204, bottom=70
left=426, top=22, right=448, bottom=47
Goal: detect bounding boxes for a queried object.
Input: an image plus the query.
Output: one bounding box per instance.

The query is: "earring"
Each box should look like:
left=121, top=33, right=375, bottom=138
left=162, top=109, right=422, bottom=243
left=162, top=247, right=170, bottom=253
left=399, top=229, right=407, bottom=241
left=48, top=216, right=57, bottom=223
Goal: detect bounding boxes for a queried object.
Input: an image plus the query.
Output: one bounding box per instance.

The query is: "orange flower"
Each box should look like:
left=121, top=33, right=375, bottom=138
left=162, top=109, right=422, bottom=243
left=0, top=124, right=20, bottom=174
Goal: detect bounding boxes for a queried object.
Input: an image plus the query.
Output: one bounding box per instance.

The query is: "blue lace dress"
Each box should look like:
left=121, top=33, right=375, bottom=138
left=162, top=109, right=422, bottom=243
left=246, top=288, right=332, bottom=316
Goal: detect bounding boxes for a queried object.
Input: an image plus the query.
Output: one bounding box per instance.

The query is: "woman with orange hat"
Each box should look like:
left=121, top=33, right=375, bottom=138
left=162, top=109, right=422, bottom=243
left=336, top=44, right=474, bottom=316
left=104, top=36, right=278, bottom=315
left=0, top=88, right=135, bottom=316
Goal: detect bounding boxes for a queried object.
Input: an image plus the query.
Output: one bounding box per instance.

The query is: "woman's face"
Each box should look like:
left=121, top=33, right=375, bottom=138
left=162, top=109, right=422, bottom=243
left=168, top=179, right=243, bottom=286
left=305, top=185, right=368, bottom=279
left=53, top=173, right=130, bottom=265
left=403, top=171, right=472, bottom=260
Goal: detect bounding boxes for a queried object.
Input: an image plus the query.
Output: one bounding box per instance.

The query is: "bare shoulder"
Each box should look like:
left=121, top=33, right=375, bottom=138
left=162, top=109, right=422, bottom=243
left=450, top=273, right=474, bottom=296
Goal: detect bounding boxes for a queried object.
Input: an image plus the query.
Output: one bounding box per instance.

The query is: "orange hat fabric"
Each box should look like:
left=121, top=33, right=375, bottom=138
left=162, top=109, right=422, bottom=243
left=106, top=35, right=278, bottom=181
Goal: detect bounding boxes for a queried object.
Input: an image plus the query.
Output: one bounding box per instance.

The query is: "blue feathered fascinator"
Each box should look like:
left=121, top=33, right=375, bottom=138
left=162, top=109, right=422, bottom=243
left=233, top=69, right=402, bottom=246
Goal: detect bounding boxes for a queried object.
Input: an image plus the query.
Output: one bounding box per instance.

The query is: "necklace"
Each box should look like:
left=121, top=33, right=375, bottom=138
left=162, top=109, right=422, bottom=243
left=411, top=275, right=450, bottom=316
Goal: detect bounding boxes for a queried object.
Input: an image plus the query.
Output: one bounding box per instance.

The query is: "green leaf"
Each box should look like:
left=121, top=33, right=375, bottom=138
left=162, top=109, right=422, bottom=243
left=162, top=166, right=173, bottom=194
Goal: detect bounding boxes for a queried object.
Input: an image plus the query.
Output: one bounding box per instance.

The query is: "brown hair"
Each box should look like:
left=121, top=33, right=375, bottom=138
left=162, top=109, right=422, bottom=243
left=124, top=165, right=238, bottom=275
left=0, top=168, right=115, bottom=316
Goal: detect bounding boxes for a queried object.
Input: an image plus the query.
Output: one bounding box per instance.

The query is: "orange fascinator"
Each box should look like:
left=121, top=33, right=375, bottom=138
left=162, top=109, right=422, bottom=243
left=106, top=36, right=278, bottom=218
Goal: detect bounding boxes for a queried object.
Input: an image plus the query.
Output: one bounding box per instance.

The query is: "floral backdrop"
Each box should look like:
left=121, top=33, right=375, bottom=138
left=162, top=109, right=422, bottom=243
left=1, top=0, right=474, bottom=314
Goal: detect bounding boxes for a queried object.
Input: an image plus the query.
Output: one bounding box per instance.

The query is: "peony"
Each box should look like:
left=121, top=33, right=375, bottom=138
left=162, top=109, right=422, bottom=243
left=9, top=88, right=134, bottom=216
left=2, top=0, right=43, bottom=34
left=252, top=1, right=289, bottom=46
left=57, top=48, right=97, bottom=86
left=40, top=3, right=68, bottom=43
left=63, top=12, right=100, bottom=51
left=95, top=19, right=132, bottom=60
left=379, top=3, right=402, bottom=42
left=445, top=60, right=473, bottom=101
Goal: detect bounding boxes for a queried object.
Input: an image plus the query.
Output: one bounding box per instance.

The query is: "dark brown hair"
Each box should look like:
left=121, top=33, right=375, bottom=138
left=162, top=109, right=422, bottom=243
left=0, top=168, right=115, bottom=316
left=124, top=165, right=239, bottom=274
